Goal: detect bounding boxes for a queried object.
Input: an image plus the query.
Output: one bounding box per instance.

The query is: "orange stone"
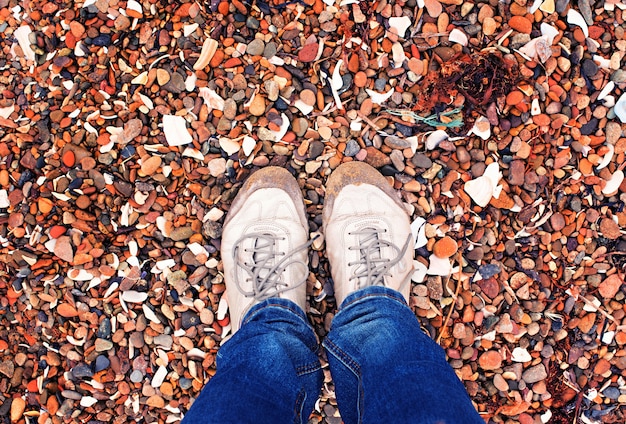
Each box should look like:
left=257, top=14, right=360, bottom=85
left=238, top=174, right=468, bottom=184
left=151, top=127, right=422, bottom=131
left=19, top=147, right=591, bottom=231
left=598, top=274, right=622, bottom=298
left=433, top=236, right=458, bottom=258
left=506, top=90, right=524, bottom=106
left=38, top=198, right=54, bottom=214
left=62, top=150, right=75, bottom=167
left=57, top=303, right=79, bottom=318
left=533, top=114, right=551, bottom=126
left=509, top=16, right=532, bottom=34
left=354, top=71, right=368, bottom=88
left=478, top=350, right=503, bottom=370
left=49, top=225, right=66, bottom=238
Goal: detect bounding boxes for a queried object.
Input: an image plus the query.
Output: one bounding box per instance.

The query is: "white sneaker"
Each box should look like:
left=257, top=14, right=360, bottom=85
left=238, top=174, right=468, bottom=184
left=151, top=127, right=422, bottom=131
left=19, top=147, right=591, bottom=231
left=221, top=167, right=310, bottom=333
left=322, top=162, right=414, bottom=305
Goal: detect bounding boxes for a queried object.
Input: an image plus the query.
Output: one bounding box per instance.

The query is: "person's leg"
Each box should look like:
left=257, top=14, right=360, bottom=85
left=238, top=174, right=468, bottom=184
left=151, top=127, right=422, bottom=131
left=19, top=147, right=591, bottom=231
left=183, top=298, right=322, bottom=424
left=324, top=286, right=483, bottom=424
left=322, top=162, right=482, bottom=424
left=183, top=167, right=323, bottom=423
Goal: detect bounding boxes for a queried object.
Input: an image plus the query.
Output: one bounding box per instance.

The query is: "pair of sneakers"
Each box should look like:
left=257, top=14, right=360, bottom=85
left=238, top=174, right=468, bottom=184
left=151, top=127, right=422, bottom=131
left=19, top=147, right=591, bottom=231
left=220, top=162, right=414, bottom=333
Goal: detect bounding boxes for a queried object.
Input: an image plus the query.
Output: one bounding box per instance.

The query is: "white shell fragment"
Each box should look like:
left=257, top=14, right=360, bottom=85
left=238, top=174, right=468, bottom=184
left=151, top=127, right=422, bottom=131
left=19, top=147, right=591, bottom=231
left=162, top=115, right=192, bottom=146
left=464, top=162, right=502, bottom=207
left=410, top=217, right=427, bottom=249
left=193, top=38, right=219, bottom=70
left=598, top=81, right=614, bottom=102
left=0, top=190, right=10, bottom=209
left=131, top=72, right=148, bottom=85
left=330, top=59, right=345, bottom=110
left=199, top=87, right=225, bottom=111
left=596, top=144, right=614, bottom=170
left=151, top=365, right=168, bottom=388
left=388, top=16, right=412, bottom=38
left=614, top=92, right=626, bottom=123
left=13, top=25, right=36, bottom=61
left=468, top=116, right=490, bottom=140
left=122, top=290, right=148, bottom=303
left=411, top=260, right=428, bottom=283
left=448, top=29, right=468, bottom=46
left=127, top=0, right=143, bottom=16
left=392, top=42, right=406, bottom=68
left=365, top=88, right=394, bottom=105
left=219, top=137, right=241, bottom=155
left=540, top=23, right=559, bottom=44
left=567, top=9, right=589, bottom=38
left=270, top=113, right=290, bottom=141
left=511, top=347, right=532, bottom=362
left=425, top=130, right=449, bottom=150
left=80, top=396, right=98, bottom=408
left=602, top=170, right=624, bottom=195
left=427, top=254, right=452, bottom=276
left=242, top=136, right=256, bottom=156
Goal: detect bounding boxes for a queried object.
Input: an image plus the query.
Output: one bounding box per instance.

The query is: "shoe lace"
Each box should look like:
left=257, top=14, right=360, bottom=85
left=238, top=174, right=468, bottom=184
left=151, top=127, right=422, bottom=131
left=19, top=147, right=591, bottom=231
left=232, top=232, right=311, bottom=302
left=348, top=227, right=412, bottom=288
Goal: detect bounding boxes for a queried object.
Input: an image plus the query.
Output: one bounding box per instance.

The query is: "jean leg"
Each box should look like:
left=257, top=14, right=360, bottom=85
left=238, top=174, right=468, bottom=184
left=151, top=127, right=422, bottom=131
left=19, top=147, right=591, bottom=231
left=323, top=286, right=483, bottom=424
left=183, top=298, right=323, bottom=424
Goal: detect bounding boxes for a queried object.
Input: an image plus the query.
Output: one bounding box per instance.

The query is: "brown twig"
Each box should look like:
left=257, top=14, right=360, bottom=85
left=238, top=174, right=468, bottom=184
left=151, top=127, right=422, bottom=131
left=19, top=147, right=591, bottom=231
left=436, top=250, right=464, bottom=344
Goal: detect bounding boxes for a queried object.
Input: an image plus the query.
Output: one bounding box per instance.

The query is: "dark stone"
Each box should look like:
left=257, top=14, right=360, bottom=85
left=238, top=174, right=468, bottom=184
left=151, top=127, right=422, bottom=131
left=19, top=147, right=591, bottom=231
left=582, top=59, right=598, bottom=77
left=380, top=165, right=397, bottom=176
left=411, top=153, right=432, bottom=169
left=309, top=141, right=324, bottom=159
left=96, top=318, right=112, bottom=339
left=181, top=311, right=200, bottom=329
left=71, top=363, right=94, bottom=379
left=203, top=220, right=222, bottom=239
left=179, top=378, right=193, bottom=390
left=395, top=123, right=414, bottom=137
left=374, top=78, right=387, bottom=91
left=95, top=355, right=110, bottom=372
left=580, top=118, right=598, bottom=135
left=344, top=140, right=360, bottom=157
left=91, top=34, right=111, bottom=47
left=478, top=264, right=501, bottom=279
left=603, top=387, right=620, bottom=400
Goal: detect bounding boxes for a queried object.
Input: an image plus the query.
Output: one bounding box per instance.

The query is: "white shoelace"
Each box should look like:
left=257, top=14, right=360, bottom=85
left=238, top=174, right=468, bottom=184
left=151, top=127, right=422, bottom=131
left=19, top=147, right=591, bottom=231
left=232, top=232, right=311, bottom=302
left=347, top=227, right=412, bottom=288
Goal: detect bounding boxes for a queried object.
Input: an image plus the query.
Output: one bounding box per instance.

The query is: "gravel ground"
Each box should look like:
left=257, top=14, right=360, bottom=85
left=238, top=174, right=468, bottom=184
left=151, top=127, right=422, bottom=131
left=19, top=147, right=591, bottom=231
left=1, top=0, right=626, bottom=423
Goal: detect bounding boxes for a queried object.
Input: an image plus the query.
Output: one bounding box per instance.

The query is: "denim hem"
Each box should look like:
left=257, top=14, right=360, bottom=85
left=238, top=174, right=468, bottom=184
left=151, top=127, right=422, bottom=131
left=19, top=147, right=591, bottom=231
left=338, top=285, right=408, bottom=312
left=241, top=297, right=309, bottom=327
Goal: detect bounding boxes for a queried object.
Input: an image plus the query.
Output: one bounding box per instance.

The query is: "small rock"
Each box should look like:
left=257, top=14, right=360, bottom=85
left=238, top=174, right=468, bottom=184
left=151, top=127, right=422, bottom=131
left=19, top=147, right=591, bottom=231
left=170, top=226, right=194, bottom=241
left=478, top=350, right=503, bottom=370
left=72, top=363, right=94, bottom=379
left=95, top=355, right=110, bottom=372
left=433, top=236, right=458, bottom=259
left=598, top=274, right=622, bottom=299
left=181, top=311, right=200, bottom=329
left=298, top=43, right=318, bottom=62
left=522, top=364, right=547, bottom=384
left=0, top=360, right=14, bottom=378
left=246, top=39, right=265, bottom=56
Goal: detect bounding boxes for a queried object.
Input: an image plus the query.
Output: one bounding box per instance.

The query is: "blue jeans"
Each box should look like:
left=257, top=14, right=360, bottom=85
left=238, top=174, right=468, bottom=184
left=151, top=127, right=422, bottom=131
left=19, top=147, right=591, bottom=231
left=182, top=287, right=483, bottom=424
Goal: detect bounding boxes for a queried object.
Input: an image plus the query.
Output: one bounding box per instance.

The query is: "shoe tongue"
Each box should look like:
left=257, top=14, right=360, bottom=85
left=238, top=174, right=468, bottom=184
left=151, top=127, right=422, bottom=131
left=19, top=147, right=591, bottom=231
left=252, top=233, right=276, bottom=278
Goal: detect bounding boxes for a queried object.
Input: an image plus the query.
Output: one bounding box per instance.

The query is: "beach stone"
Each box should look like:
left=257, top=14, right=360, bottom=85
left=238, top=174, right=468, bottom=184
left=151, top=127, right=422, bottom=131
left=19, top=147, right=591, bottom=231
left=522, top=364, right=547, bottom=384
left=72, top=363, right=94, bottom=379
left=508, top=160, right=525, bottom=186
left=298, top=43, right=318, bottom=62
left=478, top=350, right=503, bottom=370
left=246, top=39, right=265, bottom=56
left=598, top=274, right=622, bottom=299
left=169, top=227, right=194, bottom=241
